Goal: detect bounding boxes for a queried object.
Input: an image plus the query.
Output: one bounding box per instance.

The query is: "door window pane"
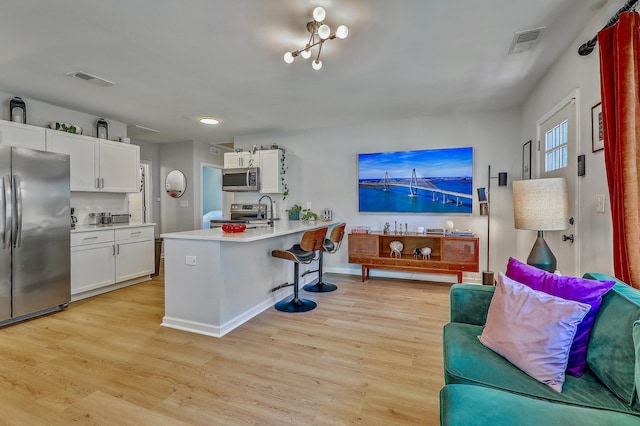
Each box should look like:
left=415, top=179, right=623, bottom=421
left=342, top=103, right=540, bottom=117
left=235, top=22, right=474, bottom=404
left=545, top=119, right=568, bottom=172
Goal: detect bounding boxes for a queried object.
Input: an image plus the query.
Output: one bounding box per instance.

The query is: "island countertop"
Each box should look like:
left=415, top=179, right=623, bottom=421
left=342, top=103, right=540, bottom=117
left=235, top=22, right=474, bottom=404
left=161, top=220, right=337, bottom=243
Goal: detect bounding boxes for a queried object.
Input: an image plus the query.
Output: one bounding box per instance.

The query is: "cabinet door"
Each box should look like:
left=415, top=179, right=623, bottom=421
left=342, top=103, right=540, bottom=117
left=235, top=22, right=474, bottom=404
left=348, top=234, right=379, bottom=256
left=71, top=242, right=116, bottom=294
left=0, top=120, right=46, bottom=150
left=259, top=149, right=283, bottom=193
left=99, top=140, right=140, bottom=192
left=115, top=239, right=154, bottom=282
left=224, top=151, right=258, bottom=168
left=46, top=129, right=98, bottom=191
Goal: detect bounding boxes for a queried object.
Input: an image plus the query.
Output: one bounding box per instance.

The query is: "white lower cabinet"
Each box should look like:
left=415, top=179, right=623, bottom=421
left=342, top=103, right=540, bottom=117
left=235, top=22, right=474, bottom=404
left=71, top=226, right=154, bottom=300
left=114, top=227, right=154, bottom=282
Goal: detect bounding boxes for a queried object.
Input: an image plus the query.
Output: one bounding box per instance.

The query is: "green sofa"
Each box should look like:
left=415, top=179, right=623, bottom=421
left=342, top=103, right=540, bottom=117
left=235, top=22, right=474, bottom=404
left=440, top=273, right=640, bottom=426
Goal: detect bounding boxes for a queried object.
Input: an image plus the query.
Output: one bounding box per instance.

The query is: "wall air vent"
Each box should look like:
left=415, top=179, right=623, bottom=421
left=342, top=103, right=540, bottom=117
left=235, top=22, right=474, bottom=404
left=508, top=27, right=545, bottom=55
left=66, top=70, right=116, bottom=87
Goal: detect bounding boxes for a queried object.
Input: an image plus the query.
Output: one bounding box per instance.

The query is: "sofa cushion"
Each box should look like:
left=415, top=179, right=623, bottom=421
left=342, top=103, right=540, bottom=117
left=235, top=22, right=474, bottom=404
left=506, top=257, right=616, bottom=377
left=440, top=384, right=640, bottom=426
left=582, top=274, right=640, bottom=411
left=479, top=273, right=590, bottom=392
left=443, top=322, right=639, bottom=415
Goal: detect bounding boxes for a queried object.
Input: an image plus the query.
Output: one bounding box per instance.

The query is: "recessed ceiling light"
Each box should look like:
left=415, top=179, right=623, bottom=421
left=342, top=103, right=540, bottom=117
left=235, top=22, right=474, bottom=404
left=199, top=117, right=220, bottom=125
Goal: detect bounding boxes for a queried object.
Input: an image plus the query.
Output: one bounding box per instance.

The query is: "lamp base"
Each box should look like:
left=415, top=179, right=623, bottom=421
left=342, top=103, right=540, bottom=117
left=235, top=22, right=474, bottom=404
left=527, top=231, right=556, bottom=273
left=482, top=271, right=495, bottom=285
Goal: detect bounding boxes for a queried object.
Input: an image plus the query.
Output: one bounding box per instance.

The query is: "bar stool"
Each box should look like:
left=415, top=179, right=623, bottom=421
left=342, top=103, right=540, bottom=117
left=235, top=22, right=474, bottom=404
left=303, top=222, right=346, bottom=293
left=271, top=227, right=328, bottom=313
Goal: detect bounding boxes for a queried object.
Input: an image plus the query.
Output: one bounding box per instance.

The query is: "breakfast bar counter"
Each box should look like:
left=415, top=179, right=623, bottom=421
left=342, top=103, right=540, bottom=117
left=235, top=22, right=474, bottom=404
left=161, top=220, right=337, bottom=337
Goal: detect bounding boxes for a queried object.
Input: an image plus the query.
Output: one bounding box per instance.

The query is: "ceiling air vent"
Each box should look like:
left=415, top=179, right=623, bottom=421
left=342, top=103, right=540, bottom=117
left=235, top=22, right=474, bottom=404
left=508, top=27, right=544, bottom=55
left=66, top=70, right=116, bottom=87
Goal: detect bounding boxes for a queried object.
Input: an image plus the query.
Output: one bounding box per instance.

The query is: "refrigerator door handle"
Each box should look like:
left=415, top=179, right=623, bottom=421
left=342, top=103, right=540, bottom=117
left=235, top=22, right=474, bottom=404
left=2, top=175, right=11, bottom=250
left=13, top=175, right=22, bottom=248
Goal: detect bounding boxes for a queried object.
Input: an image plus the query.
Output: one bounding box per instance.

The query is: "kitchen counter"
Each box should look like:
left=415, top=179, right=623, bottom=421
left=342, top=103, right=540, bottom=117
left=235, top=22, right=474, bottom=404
left=72, top=222, right=156, bottom=233
left=160, top=220, right=338, bottom=338
left=161, top=220, right=331, bottom=242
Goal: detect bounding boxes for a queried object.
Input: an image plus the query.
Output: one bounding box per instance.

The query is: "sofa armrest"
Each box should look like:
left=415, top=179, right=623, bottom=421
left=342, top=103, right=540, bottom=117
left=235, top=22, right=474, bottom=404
left=449, top=284, right=495, bottom=325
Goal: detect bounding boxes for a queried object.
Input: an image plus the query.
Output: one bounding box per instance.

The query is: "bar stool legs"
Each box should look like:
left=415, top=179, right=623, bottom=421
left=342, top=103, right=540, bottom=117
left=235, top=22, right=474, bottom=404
left=275, top=263, right=317, bottom=312
left=302, top=251, right=338, bottom=292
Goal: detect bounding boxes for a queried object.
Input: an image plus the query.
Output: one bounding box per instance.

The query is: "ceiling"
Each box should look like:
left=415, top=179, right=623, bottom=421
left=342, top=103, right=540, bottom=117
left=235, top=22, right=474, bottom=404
left=0, top=0, right=607, bottom=144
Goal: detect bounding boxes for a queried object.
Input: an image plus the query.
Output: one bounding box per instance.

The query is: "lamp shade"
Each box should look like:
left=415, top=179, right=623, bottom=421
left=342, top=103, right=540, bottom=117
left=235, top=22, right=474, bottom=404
left=513, top=178, right=569, bottom=231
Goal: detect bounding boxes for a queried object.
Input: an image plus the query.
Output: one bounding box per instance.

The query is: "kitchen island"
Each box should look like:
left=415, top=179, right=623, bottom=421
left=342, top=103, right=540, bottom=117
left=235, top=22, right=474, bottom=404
left=161, top=220, right=337, bottom=337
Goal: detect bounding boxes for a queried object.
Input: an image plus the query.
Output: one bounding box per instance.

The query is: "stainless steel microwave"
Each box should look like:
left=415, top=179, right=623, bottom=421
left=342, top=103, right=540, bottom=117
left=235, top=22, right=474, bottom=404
left=222, top=167, right=260, bottom=191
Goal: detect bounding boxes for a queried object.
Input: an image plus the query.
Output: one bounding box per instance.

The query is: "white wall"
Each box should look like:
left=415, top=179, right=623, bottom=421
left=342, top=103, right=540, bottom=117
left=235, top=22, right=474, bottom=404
left=0, top=91, right=126, bottom=139
left=159, top=142, right=194, bottom=234
left=235, top=109, right=521, bottom=283
left=521, top=0, right=619, bottom=276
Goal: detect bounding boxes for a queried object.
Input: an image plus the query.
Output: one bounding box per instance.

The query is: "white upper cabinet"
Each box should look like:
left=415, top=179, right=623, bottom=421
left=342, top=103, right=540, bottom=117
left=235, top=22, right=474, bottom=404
left=259, top=149, right=284, bottom=194
left=0, top=119, right=46, bottom=150
left=45, top=129, right=140, bottom=192
left=46, top=130, right=98, bottom=191
left=224, top=151, right=258, bottom=168
left=99, top=140, right=140, bottom=192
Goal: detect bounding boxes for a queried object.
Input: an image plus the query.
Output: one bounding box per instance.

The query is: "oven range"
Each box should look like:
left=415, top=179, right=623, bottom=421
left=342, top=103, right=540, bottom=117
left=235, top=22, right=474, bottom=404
left=209, top=203, right=273, bottom=228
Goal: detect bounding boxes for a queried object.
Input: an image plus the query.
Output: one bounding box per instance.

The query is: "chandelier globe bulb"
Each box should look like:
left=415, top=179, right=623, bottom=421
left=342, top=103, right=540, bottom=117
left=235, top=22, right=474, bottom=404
left=300, top=48, right=311, bottom=59
left=336, top=25, right=349, bottom=39
left=318, top=24, right=331, bottom=40
left=284, top=52, right=295, bottom=64
left=312, top=59, right=322, bottom=70
left=313, top=7, right=326, bottom=22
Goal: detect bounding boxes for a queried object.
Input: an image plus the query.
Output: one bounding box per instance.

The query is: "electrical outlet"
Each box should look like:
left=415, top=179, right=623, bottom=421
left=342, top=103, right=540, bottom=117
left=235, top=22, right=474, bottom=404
left=595, top=194, right=606, bottom=213
left=185, top=255, right=197, bottom=266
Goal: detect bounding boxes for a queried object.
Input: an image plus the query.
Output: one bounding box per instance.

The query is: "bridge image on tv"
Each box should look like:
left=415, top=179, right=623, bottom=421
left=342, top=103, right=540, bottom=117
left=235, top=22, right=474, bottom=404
left=357, top=147, right=473, bottom=214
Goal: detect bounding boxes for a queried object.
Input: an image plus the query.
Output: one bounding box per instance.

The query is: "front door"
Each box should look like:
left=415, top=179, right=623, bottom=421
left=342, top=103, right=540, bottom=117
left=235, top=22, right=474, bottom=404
left=537, top=91, right=578, bottom=276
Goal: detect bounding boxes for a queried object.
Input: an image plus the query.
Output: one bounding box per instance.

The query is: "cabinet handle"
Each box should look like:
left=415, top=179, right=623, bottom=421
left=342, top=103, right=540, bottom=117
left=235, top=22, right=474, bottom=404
left=96, top=178, right=100, bottom=189
left=112, top=244, right=116, bottom=256
left=131, top=231, right=141, bottom=236
left=83, top=236, right=98, bottom=241
left=100, top=178, right=105, bottom=189
left=116, top=244, right=120, bottom=255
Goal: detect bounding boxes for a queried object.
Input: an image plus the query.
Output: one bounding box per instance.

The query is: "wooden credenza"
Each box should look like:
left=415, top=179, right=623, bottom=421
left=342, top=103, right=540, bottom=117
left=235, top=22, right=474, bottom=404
left=348, top=232, right=479, bottom=283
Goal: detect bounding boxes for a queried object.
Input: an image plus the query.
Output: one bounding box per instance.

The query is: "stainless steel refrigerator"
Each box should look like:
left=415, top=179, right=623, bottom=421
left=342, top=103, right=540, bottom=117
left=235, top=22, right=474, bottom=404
left=0, top=146, right=71, bottom=325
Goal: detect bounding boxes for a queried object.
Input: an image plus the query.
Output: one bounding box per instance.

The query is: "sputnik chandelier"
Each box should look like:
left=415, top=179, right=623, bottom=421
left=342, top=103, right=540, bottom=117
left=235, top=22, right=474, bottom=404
left=283, top=6, right=349, bottom=70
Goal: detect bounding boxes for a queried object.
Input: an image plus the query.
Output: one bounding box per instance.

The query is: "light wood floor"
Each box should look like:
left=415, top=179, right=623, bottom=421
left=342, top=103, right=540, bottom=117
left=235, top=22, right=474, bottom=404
left=0, top=265, right=451, bottom=425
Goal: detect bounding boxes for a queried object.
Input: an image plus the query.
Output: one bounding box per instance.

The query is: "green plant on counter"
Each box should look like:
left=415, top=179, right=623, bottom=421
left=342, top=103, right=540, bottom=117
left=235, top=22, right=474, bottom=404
left=287, top=204, right=302, bottom=220
left=279, top=147, right=289, bottom=200
left=300, top=208, right=317, bottom=222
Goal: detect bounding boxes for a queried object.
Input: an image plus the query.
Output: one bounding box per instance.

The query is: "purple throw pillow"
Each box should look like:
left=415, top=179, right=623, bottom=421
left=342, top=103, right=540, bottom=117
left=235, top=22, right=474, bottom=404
left=506, top=257, right=616, bottom=377
left=479, top=273, right=590, bottom=392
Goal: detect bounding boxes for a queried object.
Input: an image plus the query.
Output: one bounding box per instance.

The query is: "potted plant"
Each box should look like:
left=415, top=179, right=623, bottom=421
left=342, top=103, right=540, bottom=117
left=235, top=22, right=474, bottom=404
left=301, top=208, right=318, bottom=223
left=287, top=204, right=302, bottom=220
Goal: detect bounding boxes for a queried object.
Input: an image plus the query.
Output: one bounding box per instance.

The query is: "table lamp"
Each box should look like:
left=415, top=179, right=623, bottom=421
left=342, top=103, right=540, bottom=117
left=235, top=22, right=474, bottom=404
left=512, top=178, right=568, bottom=273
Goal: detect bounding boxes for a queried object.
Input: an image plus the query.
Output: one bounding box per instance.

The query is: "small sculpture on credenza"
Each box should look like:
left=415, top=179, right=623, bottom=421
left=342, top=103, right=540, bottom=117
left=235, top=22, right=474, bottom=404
left=414, top=247, right=431, bottom=259
left=390, top=241, right=403, bottom=257
left=383, top=222, right=390, bottom=234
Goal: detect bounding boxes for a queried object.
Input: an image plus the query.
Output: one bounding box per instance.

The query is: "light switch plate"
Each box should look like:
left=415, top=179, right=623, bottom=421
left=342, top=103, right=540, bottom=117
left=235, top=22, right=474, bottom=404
left=596, top=194, right=606, bottom=213
left=185, top=255, right=197, bottom=265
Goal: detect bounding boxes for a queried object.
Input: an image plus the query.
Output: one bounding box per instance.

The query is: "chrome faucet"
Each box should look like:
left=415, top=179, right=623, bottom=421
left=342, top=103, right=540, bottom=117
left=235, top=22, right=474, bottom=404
left=258, top=195, right=274, bottom=227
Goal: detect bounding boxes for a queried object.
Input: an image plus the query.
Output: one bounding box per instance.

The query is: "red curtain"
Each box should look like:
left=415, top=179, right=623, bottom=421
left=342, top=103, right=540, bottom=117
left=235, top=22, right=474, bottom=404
left=598, top=11, right=640, bottom=288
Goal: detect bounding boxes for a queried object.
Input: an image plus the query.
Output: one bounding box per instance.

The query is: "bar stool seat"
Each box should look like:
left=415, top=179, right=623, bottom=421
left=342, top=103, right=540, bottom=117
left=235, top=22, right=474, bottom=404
left=303, top=222, right=346, bottom=293
left=271, top=227, right=328, bottom=313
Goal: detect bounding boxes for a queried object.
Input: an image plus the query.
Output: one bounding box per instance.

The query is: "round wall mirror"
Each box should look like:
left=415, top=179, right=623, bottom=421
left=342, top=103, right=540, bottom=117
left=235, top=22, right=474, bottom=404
left=166, top=169, right=187, bottom=198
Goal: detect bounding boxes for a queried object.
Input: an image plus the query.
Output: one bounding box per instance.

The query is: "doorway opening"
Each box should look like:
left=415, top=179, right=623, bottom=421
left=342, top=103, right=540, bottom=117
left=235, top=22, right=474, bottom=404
left=128, top=161, right=152, bottom=223
left=201, top=163, right=225, bottom=229
left=536, top=89, right=580, bottom=276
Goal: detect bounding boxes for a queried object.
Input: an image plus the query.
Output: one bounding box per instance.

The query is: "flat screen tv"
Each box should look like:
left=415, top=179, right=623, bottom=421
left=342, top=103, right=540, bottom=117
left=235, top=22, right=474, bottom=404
left=358, top=147, right=473, bottom=213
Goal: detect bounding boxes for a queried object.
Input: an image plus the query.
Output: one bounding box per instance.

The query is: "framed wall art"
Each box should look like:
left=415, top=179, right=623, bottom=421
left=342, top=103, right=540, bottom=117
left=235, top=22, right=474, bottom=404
left=357, top=147, right=473, bottom=214
left=522, top=140, right=531, bottom=179
left=592, top=102, right=604, bottom=152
